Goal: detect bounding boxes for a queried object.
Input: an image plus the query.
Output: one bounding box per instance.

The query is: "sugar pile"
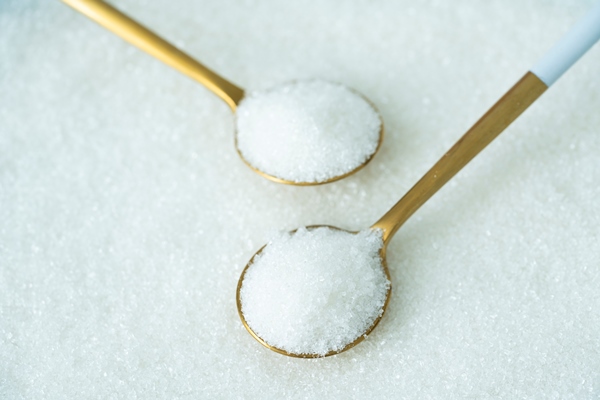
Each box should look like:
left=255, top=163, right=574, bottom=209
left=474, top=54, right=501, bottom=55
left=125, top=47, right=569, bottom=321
left=239, top=227, right=389, bottom=356
left=2, top=0, right=600, bottom=398
left=236, top=80, right=381, bottom=183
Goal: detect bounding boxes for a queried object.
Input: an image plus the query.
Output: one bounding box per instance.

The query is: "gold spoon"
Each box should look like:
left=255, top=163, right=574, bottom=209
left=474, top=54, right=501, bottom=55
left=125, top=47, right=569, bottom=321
left=61, top=0, right=384, bottom=186
left=237, top=1, right=600, bottom=357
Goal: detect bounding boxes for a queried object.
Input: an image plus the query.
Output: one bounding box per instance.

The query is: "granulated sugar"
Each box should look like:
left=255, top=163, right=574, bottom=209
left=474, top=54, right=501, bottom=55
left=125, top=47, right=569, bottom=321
left=235, top=80, right=381, bottom=183
left=2, top=0, right=600, bottom=398
left=240, top=227, right=389, bottom=356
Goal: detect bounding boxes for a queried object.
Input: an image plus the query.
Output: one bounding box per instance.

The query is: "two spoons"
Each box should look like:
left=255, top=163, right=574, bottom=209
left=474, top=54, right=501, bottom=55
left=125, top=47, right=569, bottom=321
left=62, top=0, right=384, bottom=185
left=64, top=0, right=600, bottom=358
left=237, top=3, right=600, bottom=357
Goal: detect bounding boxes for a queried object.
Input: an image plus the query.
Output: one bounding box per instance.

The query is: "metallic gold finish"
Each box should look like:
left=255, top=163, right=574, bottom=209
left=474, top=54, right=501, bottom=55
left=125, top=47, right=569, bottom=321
left=237, top=72, right=548, bottom=357
left=61, top=0, right=244, bottom=111
left=372, top=72, right=547, bottom=243
left=62, top=0, right=385, bottom=186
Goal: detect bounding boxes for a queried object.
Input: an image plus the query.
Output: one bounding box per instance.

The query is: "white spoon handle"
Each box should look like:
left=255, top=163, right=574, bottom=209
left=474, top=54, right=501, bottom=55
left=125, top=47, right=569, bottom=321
left=532, top=2, right=600, bottom=86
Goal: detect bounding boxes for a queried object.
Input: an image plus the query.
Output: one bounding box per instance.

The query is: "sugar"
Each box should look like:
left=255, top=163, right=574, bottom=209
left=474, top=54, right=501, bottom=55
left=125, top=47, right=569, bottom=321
left=2, top=0, right=600, bottom=398
left=239, top=227, right=389, bottom=356
left=235, top=80, right=381, bottom=183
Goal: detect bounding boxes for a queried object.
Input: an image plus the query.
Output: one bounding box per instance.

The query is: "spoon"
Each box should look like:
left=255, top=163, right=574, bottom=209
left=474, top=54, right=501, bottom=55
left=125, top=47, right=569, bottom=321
left=236, top=3, right=600, bottom=357
left=61, top=0, right=384, bottom=186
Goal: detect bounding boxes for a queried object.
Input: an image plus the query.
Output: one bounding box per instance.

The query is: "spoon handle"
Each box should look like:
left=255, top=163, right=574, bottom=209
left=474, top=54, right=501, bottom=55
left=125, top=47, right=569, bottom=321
left=372, top=72, right=546, bottom=242
left=61, top=0, right=244, bottom=111
left=373, top=3, right=600, bottom=244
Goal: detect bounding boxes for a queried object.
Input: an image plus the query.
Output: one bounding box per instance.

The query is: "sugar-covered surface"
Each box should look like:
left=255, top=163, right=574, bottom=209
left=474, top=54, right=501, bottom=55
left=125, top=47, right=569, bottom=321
left=236, top=80, right=381, bottom=183
left=240, top=227, right=389, bottom=356
left=1, top=0, right=599, bottom=398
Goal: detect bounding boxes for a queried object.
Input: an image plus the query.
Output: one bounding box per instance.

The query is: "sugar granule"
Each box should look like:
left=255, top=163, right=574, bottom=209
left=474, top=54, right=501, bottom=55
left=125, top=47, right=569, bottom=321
left=235, top=80, right=381, bottom=183
left=239, top=227, right=390, bottom=356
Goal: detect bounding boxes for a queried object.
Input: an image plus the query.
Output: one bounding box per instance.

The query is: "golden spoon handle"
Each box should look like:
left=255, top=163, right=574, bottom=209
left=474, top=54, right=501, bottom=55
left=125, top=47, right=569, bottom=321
left=372, top=72, right=547, bottom=244
left=61, top=0, right=244, bottom=111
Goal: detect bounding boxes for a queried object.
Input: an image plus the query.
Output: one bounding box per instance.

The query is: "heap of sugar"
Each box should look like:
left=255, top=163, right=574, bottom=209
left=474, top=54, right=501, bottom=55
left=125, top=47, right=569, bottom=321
left=235, top=80, right=381, bottom=183
left=239, top=227, right=390, bottom=356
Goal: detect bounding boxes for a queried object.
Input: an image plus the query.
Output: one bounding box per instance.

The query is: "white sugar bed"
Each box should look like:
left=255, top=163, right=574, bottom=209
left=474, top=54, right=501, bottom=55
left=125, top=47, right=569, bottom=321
left=1, top=0, right=599, bottom=398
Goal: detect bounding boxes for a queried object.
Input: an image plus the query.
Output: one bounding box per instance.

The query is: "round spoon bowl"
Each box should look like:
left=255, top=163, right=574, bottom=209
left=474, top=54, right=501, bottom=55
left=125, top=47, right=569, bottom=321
left=234, top=80, right=384, bottom=185
left=236, top=225, right=392, bottom=358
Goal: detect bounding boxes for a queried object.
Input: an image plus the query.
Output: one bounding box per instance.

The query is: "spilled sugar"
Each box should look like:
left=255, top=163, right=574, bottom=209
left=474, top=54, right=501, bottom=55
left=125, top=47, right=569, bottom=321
left=235, top=80, right=381, bottom=183
left=239, top=227, right=389, bottom=356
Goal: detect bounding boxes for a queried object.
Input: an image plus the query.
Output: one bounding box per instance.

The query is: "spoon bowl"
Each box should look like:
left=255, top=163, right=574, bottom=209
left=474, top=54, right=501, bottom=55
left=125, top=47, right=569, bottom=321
left=236, top=225, right=392, bottom=358
left=235, top=89, right=385, bottom=186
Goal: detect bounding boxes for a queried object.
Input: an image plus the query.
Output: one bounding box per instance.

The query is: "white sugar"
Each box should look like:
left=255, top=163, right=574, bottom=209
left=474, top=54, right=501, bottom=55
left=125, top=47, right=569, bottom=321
left=2, top=0, right=600, bottom=398
left=240, top=227, right=389, bottom=356
left=235, top=80, right=381, bottom=183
